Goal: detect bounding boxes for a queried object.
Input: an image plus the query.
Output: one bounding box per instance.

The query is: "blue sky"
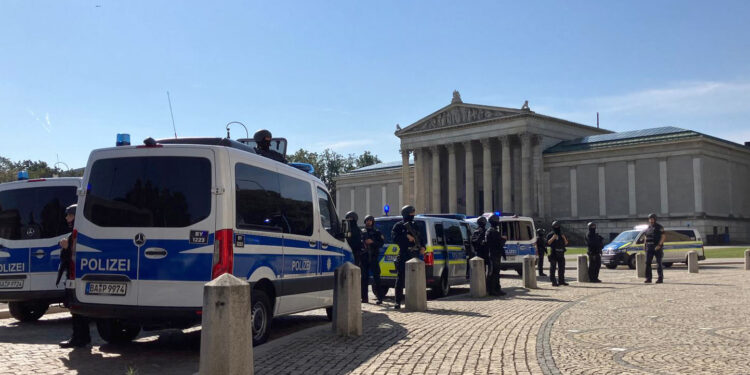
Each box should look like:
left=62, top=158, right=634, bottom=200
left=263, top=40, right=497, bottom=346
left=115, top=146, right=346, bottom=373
left=1, top=0, right=749, bottom=169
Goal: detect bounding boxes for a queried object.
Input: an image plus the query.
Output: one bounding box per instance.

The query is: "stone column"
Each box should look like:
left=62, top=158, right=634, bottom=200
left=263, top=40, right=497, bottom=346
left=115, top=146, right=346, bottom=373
left=659, top=159, right=669, bottom=215
left=414, top=148, right=423, bottom=212
left=533, top=136, right=544, bottom=218
left=693, top=157, right=703, bottom=214
left=520, top=133, right=532, bottom=216
left=481, top=139, right=492, bottom=213
left=628, top=161, right=636, bottom=216
left=598, top=164, right=606, bottom=217
left=500, top=136, right=512, bottom=213
left=447, top=143, right=458, bottom=213
left=431, top=146, right=441, bottom=213
left=365, top=187, right=371, bottom=216
left=401, top=149, right=411, bottom=206
left=463, top=141, right=475, bottom=216
left=570, top=167, right=578, bottom=218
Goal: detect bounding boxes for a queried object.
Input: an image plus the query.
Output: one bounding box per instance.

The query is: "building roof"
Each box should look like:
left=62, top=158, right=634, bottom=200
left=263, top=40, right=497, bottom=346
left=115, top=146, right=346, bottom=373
left=543, top=126, right=701, bottom=154
left=349, top=160, right=412, bottom=173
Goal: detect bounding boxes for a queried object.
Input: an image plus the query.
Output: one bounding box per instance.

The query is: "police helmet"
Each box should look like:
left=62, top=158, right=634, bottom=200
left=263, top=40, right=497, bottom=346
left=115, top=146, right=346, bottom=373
left=648, top=213, right=657, bottom=220
left=253, top=129, right=272, bottom=143
left=363, top=215, right=375, bottom=224
left=65, top=204, right=77, bottom=216
left=400, top=205, right=415, bottom=217
left=488, top=214, right=500, bottom=225
left=536, top=228, right=546, bottom=236
left=345, top=211, right=358, bottom=223
left=551, top=220, right=561, bottom=228
left=476, top=216, right=487, bottom=227
left=587, top=222, right=596, bottom=229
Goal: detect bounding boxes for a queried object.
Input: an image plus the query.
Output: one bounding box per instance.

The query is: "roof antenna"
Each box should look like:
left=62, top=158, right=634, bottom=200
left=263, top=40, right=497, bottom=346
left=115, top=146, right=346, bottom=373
left=167, top=91, right=178, bottom=138
left=596, top=112, right=600, bottom=128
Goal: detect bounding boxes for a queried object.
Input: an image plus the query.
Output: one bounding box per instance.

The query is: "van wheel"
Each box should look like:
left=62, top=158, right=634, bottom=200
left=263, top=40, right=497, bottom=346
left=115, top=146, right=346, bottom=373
left=96, top=319, right=141, bottom=344
left=8, top=301, right=48, bottom=322
left=628, top=255, right=637, bottom=270
left=663, top=262, right=673, bottom=268
left=251, top=289, right=272, bottom=346
left=605, top=264, right=617, bottom=270
left=431, top=270, right=450, bottom=299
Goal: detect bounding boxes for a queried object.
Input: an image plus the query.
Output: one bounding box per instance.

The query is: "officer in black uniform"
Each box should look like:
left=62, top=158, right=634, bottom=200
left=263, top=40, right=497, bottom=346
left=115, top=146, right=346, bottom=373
left=470, top=217, right=489, bottom=279
left=536, top=228, right=548, bottom=277
left=344, top=211, right=364, bottom=267
left=391, top=205, right=426, bottom=309
left=546, top=221, right=569, bottom=286
left=58, top=204, right=92, bottom=348
left=485, top=214, right=507, bottom=296
left=644, top=213, right=666, bottom=284
left=585, top=222, right=604, bottom=283
left=253, top=129, right=287, bottom=163
left=361, top=215, right=385, bottom=304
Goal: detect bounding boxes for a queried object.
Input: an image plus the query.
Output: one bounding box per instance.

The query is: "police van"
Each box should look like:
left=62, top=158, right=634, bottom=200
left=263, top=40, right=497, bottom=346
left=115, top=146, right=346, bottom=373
left=373, top=215, right=472, bottom=298
left=0, top=174, right=80, bottom=321
left=602, top=226, right=705, bottom=269
left=70, top=137, right=352, bottom=345
left=465, top=213, right=538, bottom=275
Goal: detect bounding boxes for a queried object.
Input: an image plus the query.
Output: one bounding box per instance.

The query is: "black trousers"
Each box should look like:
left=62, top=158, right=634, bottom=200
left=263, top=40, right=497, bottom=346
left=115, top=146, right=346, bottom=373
left=588, top=253, right=601, bottom=281
left=488, top=255, right=503, bottom=295
left=645, top=246, right=664, bottom=281
left=395, top=254, right=415, bottom=304
left=549, top=251, right=565, bottom=283
left=537, top=249, right=546, bottom=274
left=360, top=255, right=382, bottom=302
left=71, top=314, right=91, bottom=343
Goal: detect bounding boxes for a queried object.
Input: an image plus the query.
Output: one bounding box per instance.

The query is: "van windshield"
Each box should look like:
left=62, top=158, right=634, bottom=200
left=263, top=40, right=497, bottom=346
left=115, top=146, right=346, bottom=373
left=0, top=186, right=77, bottom=240
left=375, top=219, right=427, bottom=244
left=84, top=157, right=212, bottom=227
left=613, top=230, right=640, bottom=242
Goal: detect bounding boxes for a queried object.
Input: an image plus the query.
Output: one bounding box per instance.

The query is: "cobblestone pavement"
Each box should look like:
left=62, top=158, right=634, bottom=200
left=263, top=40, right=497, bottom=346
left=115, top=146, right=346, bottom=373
left=1, top=263, right=749, bottom=374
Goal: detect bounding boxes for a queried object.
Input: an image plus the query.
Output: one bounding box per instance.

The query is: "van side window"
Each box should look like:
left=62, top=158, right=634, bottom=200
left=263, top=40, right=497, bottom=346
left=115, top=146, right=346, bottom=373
left=445, top=224, right=463, bottom=246
left=278, top=174, right=314, bottom=236
left=434, top=223, right=444, bottom=244
left=316, top=187, right=340, bottom=237
left=519, top=221, right=534, bottom=241
left=235, top=163, right=284, bottom=232
left=665, top=230, right=696, bottom=242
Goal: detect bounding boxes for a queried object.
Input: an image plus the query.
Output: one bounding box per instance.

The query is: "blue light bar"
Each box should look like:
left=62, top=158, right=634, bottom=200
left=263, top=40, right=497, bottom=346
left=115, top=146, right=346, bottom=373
left=116, top=133, right=131, bottom=146
left=17, top=170, right=29, bottom=180
left=384, top=205, right=390, bottom=215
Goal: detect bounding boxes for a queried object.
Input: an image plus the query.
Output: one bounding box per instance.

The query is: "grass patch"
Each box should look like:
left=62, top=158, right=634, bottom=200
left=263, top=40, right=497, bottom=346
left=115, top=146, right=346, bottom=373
left=565, top=247, right=586, bottom=255
left=704, top=247, right=748, bottom=259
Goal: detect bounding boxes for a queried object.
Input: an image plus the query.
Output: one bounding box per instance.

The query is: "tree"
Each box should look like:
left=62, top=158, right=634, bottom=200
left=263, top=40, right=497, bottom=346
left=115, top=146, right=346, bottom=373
left=287, top=149, right=381, bottom=201
left=0, top=157, right=83, bottom=183
left=355, top=151, right=382, bottom=169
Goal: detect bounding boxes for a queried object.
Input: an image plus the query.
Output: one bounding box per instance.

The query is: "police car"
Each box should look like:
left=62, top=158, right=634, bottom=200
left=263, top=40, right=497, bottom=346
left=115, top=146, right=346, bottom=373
left=465, top=213, right=538, bottom=275
left=602, top=226, right=705, bottom=269
left=70, top=136, right=352, bottom=345
left=0, top=172, right=80, bottom=321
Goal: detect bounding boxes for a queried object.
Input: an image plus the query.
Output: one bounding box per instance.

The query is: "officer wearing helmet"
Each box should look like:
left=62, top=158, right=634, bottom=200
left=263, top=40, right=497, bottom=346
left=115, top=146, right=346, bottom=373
left=485, top=214, right=507, bottom=296
left=58, top=204, right=92, bottom=348
left=585, top=222, right=604, bottom=283
left=535, top=228, right=548, bottom=277
left=361, top=215, right=385, bottom=304
left=470, top=216, right=489, bottom=279
left=644, top=213, right=665, bottom=284
left=546, top=221, right=569, bottom=286
left=253, top=129, right=287, bottom=163
left=344, top=211, right=364, bottom=268
left=391, top=205, right=426, bottom=309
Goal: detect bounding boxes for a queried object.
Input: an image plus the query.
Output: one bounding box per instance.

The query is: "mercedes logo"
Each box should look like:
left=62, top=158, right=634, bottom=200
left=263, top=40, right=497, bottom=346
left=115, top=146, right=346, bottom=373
left=26, top=227, right=36, bottom=236
left=134, top=233, right=145, bottom=246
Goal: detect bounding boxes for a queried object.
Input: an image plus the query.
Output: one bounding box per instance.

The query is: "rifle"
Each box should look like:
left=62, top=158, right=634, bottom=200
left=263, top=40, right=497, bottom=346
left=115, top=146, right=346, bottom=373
left=404, top=221, right=422, bottom=255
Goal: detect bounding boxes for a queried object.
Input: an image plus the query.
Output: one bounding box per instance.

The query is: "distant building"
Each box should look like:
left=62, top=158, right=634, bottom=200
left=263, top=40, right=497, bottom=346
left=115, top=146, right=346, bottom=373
left=335, top=92, right=750, bottom=243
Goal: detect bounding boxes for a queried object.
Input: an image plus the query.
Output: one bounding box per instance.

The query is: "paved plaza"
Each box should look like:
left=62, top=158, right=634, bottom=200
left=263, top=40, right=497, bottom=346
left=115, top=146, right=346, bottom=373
left=1, top=261, right=748, bottom=374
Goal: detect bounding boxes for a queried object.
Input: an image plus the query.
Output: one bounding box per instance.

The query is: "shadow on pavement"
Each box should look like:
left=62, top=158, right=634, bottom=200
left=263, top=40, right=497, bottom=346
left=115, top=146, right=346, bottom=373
left=0, top=315, right=71, bottom=345
left=419, top=307, right=490, bottom=318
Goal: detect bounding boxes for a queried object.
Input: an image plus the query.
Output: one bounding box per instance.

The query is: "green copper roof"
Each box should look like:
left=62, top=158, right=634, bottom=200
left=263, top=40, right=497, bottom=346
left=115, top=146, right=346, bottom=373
left=544, top=126, right=700, bottom=154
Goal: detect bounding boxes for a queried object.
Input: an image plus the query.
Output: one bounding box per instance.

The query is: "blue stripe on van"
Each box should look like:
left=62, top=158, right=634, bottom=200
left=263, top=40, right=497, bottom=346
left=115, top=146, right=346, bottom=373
left=0, top=246, right=28, bottom=274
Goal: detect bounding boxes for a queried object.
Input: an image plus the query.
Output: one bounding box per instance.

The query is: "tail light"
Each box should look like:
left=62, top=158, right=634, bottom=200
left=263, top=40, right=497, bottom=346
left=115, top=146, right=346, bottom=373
left=423, top=251, right=434, bottom=266
left=212, top=229, right=234, bottom=279
left=70, top=229, right=78, bottom=280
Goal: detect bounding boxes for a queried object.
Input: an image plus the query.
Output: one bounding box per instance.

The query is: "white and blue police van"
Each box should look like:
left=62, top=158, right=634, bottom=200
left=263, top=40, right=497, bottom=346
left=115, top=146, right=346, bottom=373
left=0, top=173, right=80, bottom=321
left=70, top=137, right=352, bottom=345
left=465, top=213, right=537, bottom=275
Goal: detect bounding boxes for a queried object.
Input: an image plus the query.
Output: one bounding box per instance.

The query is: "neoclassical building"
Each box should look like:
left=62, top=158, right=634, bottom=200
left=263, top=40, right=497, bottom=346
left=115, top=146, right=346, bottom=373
left=336, top=92, right=750, bottom=242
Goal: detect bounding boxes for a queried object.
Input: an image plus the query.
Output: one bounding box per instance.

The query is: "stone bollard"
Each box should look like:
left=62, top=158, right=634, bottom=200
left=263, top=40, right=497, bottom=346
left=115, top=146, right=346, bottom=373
left=523, top=256, right=537, bottom=289
left=688, top=251, right=699, bottom=273
left=577, top=255, right=590, bottom=282
left=745, top=249, right=750, bottom=271
left=635, top=252, right=646, bottom=278
left=469, top=256, right=487, bottom=298
left=199, top=273, right=253, bottom=375
left=332, top=262, right=362, bottom=337
left=405, top=258, right=427, bottom=312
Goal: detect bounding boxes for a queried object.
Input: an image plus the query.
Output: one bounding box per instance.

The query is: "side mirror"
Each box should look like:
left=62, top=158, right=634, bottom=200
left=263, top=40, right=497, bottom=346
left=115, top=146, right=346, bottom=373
left=341, top=220, right=352, bottom=239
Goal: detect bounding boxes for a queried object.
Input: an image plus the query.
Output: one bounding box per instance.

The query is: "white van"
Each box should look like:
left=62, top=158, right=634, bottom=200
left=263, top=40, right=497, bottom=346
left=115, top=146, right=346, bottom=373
left=0, top=176, right=80, bottom=321
left=465, top=214, right=537, bottom=275
left=602, top=226, right=705, bottom=269
left=70, top=137, right=352, bottom=345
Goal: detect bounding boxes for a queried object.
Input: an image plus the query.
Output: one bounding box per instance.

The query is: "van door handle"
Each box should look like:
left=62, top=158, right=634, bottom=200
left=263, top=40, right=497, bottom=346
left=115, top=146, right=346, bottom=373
left=309, top=240, right=317, bottom=248
left=144, top=248, right=168, bottom=259
left=321, top=243, right=329, bottom=250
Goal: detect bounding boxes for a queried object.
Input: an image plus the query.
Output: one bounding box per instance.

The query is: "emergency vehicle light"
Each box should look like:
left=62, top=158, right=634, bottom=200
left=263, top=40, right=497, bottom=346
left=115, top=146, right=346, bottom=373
left=17, top=170, right=29, bottom=180
left=116, top=133, right=131, bottom=146
left=384, top=205, right=390, bottom=215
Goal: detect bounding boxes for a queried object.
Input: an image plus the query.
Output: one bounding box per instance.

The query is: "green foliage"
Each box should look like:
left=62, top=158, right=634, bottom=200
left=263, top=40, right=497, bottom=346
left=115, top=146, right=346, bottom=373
left=0, top=156, right=82, bottom=183
left=287, top=149, right=381, bottom=200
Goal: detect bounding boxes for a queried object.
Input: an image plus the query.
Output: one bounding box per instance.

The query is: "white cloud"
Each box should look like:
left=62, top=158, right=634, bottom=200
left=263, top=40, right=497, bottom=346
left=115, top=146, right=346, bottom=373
left=27, top=109, right=52, bottom=133
left=315, top=139, right=375, bottom=150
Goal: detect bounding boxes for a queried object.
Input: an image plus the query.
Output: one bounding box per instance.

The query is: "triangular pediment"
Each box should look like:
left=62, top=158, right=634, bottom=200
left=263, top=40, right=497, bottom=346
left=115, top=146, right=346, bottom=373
left=397, top=103, right=527, bottom=135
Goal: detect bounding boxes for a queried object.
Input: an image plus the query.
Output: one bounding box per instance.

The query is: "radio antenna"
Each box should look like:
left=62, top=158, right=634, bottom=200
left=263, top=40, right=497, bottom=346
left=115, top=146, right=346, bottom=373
left=167, top=91, right=178, bottom=138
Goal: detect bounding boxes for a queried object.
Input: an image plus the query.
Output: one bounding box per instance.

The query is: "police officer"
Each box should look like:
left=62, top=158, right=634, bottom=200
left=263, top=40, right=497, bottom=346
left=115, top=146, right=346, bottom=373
left=344, top=211, right=364, bottom=267
left=470, top=217, right=489, bottom=279
left=252, top=129, right=287, bottom=163
left=536, top=228, right=548, bottom=277
left=644, top=213, right=666, bottom=284
left=485, top=214, right=507, bottom=296
left=546, top=221, right=569, bottom=286
left=361, top=215, right=385, bottom=304
left=391, top=205, right=426, bottom=309
left=58, top=204, right=92, bottom=348
left=585, top=222, right=604, bottom=283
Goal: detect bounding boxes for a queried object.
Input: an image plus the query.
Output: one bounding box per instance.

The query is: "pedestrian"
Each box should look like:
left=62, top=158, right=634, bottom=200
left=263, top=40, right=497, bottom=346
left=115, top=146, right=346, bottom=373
left=546, top=221, right=569, bottom=286
left=344, top=211, right=363, bottom=267
left=252, top=129, right=287, bottom=163
left=58, top=204, right=92, bottom=348
left=361, top=215, right=385, bottom=304
left=535, top=228, right=548, bottom=277
left=485, top=214, right=507, bottom=296
left=644, top=213, right=665, bottom=284
left=470, top=217, right=489, bottom=280
left=585, top=222, right=604, bottom=283
left=391, top=205, right=426, bottom=309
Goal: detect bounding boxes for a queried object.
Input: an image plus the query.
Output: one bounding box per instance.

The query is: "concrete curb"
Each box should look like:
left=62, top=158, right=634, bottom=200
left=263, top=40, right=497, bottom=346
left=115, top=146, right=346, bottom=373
left=0, top=305, right=67, bottom=320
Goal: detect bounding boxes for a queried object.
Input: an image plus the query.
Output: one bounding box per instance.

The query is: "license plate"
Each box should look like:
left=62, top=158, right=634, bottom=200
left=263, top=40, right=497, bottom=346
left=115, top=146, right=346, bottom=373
left=0, top=279, right=24, bottom=289
left=85, top=282, right=127, bottom=296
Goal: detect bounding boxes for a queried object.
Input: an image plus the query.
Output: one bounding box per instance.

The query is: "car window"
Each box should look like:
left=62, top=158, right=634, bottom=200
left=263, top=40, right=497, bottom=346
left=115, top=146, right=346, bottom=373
left=445, top=223, right=463, bottom=246
left=316, top=187, right=340, bottom=237
left=235, top=163, right=283, bottom=232
left=665, top=230, right=696, bottom=242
